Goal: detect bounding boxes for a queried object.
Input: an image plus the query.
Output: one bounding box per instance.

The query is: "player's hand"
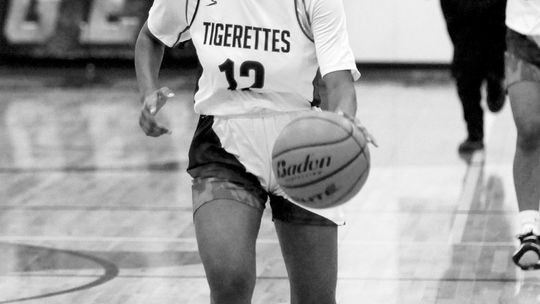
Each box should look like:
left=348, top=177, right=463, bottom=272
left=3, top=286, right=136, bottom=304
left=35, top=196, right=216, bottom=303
left=337, top=111, right=378, bottom=147
left=139, top=87, right=175, bottom=137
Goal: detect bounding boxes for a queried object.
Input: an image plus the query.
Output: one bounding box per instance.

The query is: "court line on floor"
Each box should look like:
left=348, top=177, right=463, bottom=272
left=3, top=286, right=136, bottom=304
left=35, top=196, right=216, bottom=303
left=0, top=204, right=517, bottom=214
left=0, top=236, right=517, bottom=246
left=0, top=243, right=118, bottom=304
left=0, top=205, right=192, bottom=211
left=449, top=151, right=484, bottom=244
left=449, top=111, right=496, bottom=244
left=0, top=272, right=523, bottom=283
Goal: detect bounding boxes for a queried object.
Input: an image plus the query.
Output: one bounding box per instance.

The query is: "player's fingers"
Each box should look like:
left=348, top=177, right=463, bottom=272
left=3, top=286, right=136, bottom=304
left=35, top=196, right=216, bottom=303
left=154, top=126, right=172, bottom=136
left=139, top=111, right=171, bottom=137
left=143, top=93, right=158, bottom=115
left=351, top=118, right=378, bottom=147
left=354, top=122, right=378, bottom=148
left=335, top=110, right=378, bottom=147
left=153, top=87, right=175, bottom=114
left=363, top=128, right=379, bottom=148
left=159, top=87, right=175, bottom=98
left=145, top=124, right=171, bottom=137
left=142, top=87, right=173, bottom=116
left=139, top=111, right=155, bottom=134
left=139, top=110, right=158, bottom=133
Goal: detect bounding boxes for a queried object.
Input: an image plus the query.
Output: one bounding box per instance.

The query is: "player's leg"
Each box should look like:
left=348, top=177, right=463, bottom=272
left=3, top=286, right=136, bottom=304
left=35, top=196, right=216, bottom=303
left=505, top=49, right=540, bottom=269
left=509, top=82, right=540, bottom=221
left=192, top=176, right=266, bottom=304
left=275, top=221, right=337, bottom=304
left=187, top=114, right=265, bottom=303
left=194, top=198, right=262, bottom=304
left=270, top=197, right=338, bottom=304
left=509, top=80, right=540, bottom=269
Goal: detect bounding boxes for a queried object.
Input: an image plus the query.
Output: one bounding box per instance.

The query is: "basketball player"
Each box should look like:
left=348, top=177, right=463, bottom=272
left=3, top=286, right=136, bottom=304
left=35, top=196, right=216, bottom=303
left=505, top=0, right=540, bottom=270
left=135, top=0, right=373, bottom=303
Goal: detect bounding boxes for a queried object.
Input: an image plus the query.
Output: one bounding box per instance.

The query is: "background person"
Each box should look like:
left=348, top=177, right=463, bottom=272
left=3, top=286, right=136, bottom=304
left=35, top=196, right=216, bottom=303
left=440, top=0, right=507, bottom=154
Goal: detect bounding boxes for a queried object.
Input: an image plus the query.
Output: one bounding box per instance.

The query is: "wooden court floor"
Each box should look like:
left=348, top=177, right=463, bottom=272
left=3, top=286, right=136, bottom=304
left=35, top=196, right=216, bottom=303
left=0, top=65, right=538, bottom=303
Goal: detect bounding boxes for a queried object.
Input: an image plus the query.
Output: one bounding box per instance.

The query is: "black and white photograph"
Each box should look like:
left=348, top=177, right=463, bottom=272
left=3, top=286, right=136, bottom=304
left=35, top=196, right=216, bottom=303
left=1, top=0, right=539, bottom=303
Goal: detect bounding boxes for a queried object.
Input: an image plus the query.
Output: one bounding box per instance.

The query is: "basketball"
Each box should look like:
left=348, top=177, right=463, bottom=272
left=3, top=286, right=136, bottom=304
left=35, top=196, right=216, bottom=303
left=271, top=111, right=370, bottom=209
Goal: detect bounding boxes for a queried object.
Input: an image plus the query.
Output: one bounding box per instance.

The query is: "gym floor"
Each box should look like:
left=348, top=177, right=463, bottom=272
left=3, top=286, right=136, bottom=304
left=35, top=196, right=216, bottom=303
left=0, top=63, right=535, bottom=303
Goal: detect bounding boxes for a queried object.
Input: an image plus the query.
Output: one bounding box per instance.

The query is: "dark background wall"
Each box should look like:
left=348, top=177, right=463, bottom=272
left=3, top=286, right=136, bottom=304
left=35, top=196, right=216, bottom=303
left=0, top=0, right=195, bottom=61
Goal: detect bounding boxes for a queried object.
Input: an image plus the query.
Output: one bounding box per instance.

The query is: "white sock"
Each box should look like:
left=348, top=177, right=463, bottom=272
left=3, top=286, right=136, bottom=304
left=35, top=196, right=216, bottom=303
left=519, top=210, right=540, bottom=235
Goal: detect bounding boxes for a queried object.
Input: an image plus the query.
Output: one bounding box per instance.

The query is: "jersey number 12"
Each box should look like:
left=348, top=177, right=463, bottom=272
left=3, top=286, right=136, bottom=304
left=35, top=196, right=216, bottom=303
left=219, top=58, right=265, bottom=91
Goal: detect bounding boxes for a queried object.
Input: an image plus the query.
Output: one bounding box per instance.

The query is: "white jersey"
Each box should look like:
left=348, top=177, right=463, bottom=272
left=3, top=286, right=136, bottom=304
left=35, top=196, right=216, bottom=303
left=507, top=0, right=540, bottom=35
left=147, top=0, right=360, bottom=115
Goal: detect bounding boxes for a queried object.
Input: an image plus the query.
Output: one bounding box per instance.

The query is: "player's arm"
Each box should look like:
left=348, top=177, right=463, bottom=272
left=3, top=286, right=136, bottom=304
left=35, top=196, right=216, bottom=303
left=323, top=70, right=357, bottom=118
left=310, top=0, right=376, bottom=146
left=135, top=21, right=173, bottom=137
left=324, top=70, right=377, bottom=146
left=309, top=0, right=359, bottom=117
left=135, top=21, right=165, bottom=102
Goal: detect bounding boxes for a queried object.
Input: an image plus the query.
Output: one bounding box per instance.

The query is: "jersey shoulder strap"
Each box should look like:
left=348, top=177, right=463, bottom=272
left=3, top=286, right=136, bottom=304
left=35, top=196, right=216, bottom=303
left=295, top=0, right=314, bottom=41
left=173, top=0, right=201, bottom=46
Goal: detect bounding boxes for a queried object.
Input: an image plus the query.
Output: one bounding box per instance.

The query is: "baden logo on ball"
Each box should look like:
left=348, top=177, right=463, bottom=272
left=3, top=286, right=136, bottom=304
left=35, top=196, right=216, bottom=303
left=275, top=154, right=333, bottom=180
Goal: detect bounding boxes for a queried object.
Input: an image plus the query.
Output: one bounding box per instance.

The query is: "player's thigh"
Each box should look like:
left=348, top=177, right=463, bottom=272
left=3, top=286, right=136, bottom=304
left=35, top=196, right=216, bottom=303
left=190, top=172, right=268, bottom=273
left=274, top=219, right=338, bottom=302
left=508, top=82, right=540, bottom=133
left=506, top=52, right=540, bottom=136
left=194, top=199, right=263, bottom=281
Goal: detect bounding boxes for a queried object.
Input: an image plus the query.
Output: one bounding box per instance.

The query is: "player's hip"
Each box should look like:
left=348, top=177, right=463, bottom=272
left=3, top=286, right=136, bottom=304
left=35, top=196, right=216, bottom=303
left=506, top=27, right=540, bottom=87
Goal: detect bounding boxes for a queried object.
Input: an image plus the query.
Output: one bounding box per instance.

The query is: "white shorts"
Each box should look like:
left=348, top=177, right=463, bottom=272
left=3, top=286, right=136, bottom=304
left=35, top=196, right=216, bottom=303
left=187, top=110, right=345, bottom=225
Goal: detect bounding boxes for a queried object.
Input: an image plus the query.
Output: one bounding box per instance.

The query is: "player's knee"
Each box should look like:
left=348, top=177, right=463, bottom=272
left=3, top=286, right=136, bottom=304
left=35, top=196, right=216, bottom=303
left=516, top=121, right=540, bottom=151
left=206, top=267, right=255, bottom=300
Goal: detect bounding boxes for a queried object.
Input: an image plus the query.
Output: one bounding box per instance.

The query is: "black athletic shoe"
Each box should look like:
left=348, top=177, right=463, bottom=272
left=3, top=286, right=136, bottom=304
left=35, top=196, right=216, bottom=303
left=458, top=138, right=484, bottom=154
left=513, top=231, right=540, bottom=270
left=487, top=80, right=506, bottom=113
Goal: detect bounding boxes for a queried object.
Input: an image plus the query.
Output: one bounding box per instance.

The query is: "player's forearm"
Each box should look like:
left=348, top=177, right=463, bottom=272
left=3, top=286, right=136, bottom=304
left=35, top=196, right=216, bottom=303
left=323, top=70, right=357, bottom=117
left=135, top=22, right=165, bottom=102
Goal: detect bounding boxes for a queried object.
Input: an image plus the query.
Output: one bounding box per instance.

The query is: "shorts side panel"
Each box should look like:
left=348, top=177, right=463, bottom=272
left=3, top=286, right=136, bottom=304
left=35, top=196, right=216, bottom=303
left=505, top=52, right=540, bottom=88
left=506, top=27, right=540, bottom=88
left=192, top=177, right=268, bottom=214
left=187, top=115, right=261, bottom=186
left=269, top=194, right=338, bottom=226
left=506, top=27, right=540, bottom=67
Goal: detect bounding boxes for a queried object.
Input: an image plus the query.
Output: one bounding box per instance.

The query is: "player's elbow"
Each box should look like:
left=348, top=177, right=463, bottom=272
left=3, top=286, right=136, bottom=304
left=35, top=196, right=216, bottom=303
left=323, top=70, right=354, bottom=91
left=136, top=22, right=164, bottom=52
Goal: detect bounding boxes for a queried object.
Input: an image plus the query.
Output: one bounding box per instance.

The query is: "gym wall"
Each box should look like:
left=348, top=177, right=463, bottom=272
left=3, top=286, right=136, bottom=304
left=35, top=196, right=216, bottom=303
left=0, top=0, right=452, bottom=64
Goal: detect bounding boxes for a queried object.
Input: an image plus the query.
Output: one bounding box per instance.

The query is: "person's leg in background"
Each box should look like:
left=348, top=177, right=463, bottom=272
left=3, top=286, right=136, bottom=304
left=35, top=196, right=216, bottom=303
left=485, top=37, right=506, bottom=113
left=440, top=0, right=486, bottom=153
left=455, top=71, right=485, bottom=153
left=485, top=0, right=507, bottom=113
left=486, top=65, right=506, bottom=113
